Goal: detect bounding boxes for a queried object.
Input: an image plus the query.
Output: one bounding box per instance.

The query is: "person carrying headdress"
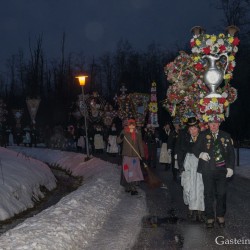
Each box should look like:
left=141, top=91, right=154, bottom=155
left=193, top=117, right=235, bottom=228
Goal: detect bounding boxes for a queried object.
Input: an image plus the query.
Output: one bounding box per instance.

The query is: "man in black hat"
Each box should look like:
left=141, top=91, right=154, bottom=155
left=178, top=117, right=205, bottom=222
left=193, top=120, right=235, bottom=228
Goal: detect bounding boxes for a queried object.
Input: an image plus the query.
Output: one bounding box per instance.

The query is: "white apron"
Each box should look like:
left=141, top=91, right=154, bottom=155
left=159, top=143, right=171, bottom=164
left=181, top=153, right=205, bottom=211
left=94, top=134, right=105, bottom=150
left=107, top=135, right=119, bottom=153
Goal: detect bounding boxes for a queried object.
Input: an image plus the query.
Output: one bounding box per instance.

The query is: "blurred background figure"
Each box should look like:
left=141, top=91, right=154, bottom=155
left=93, top=123, right=105, bottom=153
left=143, top=124, right=159, bottom=169
left=167, top=117, right=181, bottom=181
left=159, top=121, right=172, bottom=171
left=106, top=123, right=119, bottom=156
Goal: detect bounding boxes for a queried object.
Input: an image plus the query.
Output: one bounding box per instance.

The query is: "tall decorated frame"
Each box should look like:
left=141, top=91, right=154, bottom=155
left=163, top=25, right=240, bottom=125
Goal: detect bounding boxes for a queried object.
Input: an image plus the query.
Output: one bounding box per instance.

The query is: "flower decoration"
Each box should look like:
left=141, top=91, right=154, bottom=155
left=148, top=82, right=159, bottom=127
left=222, top=86, right=237, bottom=104
left=199, top=97, right=229, bottom=122
left=166, top=85, right=186, bottom=104
left=163, top=28, right=239, bottom=124
left=190, top=33, right=240, bottom=82
left=148, top=102, right=158, bottom=113
left=202, top=113, right=225, bottom=123
left=164, top=51, right=197, bottom=85
left=200, top=97, right=229, bottom=113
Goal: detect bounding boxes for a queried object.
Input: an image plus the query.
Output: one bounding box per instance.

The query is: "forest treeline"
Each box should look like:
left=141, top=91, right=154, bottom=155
left=0, top=0, right=249, bottom=140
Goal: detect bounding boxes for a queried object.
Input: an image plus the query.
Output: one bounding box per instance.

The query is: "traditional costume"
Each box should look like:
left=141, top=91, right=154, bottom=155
left=106, top=123, right=119, bottom=155
left=167, top=117, right=181, bottom=181
left=179, top=117, right=205, bottom=221
left=117, top=119, right=144, bottom=195
left=193, top=121, right=235, bottom=228
left=159, top=122, right=171, bottom=170
left=93, top=124, right=105, bottom=153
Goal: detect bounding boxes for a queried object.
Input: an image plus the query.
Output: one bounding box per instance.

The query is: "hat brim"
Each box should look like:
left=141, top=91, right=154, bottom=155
left=187, top=121, right=199, bottom=126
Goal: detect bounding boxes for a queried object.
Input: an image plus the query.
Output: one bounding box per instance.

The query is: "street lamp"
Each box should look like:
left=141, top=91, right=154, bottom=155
left=76, top=75, right=90, bottom=160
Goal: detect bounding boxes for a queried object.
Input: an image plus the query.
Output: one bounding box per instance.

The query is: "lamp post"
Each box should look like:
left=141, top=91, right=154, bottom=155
left=76, top=75, right=90, bottom=159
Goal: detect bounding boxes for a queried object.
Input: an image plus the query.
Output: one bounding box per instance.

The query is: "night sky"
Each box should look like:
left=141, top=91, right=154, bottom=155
left=0, top=0, right=223, bottom=72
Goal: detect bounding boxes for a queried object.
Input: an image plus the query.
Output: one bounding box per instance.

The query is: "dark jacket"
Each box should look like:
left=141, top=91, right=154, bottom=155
left=117, top=129, right=145, bottom=158
left=193, top=130, right=235, bottom=174
left=167, top=129, right=180, bottom=155
left=160, top=128, right=171, bottom=143
left=177, top=128, right=199, bottom=170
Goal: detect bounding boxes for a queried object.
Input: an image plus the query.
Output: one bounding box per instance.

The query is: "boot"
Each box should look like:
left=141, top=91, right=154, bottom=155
left=125, top=187, right=131, bottom=193
left=164, top=164, right=170, bottom=171
left=187, top=210, right=193, bottom=219
left=206, top=219, right=215, bottom=228
left=217, top=217, right=225, bottom=228
left=191, top=210, right=198, bottom=221
left=131, top=190, right=138, bottom=195
left=130, top=184, right=138, bottom=195
left=197, top=211, right=205, bottom=222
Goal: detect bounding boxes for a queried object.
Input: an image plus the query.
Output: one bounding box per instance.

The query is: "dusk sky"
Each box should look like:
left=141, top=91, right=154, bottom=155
left=0, top=0, right=224, bottom=72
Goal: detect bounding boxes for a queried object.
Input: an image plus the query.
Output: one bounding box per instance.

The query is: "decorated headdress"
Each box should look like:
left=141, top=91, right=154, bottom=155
left=162, top=25, right=239, bottom=125
left=199, top=97, right=229, bottom=123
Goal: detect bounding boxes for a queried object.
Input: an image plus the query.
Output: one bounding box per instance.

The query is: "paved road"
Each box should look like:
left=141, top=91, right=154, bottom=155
left=95, top=152, right=250, bottom=250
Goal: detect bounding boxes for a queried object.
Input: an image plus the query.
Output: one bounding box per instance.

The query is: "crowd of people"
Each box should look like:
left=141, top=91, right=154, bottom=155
left=0, top=115, right=235, bottom=229
left=117, top=116, right=235, bottom=230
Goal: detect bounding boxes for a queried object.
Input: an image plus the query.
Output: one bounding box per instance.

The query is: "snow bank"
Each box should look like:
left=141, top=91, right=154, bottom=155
left=0, top=147, right=147, bottom=250
left=0, top=147, right=56, bottom=221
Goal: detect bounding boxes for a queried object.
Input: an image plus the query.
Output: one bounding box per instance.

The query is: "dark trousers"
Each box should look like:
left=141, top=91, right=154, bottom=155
left=147, top=143, right=157, bottom=168
left=202, top=168, right=227, bottom=219
left=171, top=155, right=178, bottom=180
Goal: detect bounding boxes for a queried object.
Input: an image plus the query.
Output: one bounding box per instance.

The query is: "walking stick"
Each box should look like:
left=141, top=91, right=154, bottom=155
left=124, top=136, right=163, bottom=189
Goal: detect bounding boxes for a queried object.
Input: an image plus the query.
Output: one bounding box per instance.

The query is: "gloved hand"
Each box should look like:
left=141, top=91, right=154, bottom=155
left=199, top=152, right=210, bottom=161
left=179, top=167, right=185, bottom=173
left=226, top=168, right=234, bottom=178
left=120, top=133, right=124, bottom=140
left=167, top=149, right=172, bottom=160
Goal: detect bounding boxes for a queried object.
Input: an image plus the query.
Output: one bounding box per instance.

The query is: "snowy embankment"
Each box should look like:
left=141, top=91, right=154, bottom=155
left=0, top=147, right=56, bottom=221
left=0, top=147, right=147, bottom=250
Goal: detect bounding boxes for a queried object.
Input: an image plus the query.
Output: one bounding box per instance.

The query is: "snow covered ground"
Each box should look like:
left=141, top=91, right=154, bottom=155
left=233, top=148, right=250, bottom=179
left=0, top=147, right=147, bottom=250
left=0, top=146, right=249, bottom=249
left=0, top=147, right=57, bottom=221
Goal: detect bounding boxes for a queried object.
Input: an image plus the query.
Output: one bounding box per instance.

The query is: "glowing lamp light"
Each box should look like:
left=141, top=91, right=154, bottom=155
left=76, top=76, right=88, bottom=86
left=75, top=74, right=90, bottom=160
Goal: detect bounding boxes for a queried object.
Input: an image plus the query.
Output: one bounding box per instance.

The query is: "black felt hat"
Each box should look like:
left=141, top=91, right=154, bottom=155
left=187, top=117, right=199, bottom=127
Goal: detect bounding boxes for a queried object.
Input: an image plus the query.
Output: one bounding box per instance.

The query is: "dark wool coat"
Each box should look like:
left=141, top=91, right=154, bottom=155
left=177, top=129, right=200, bottom=171
left=192, top=130, right=235, bottom=174
left=117, top=129, right=145, bottom=158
